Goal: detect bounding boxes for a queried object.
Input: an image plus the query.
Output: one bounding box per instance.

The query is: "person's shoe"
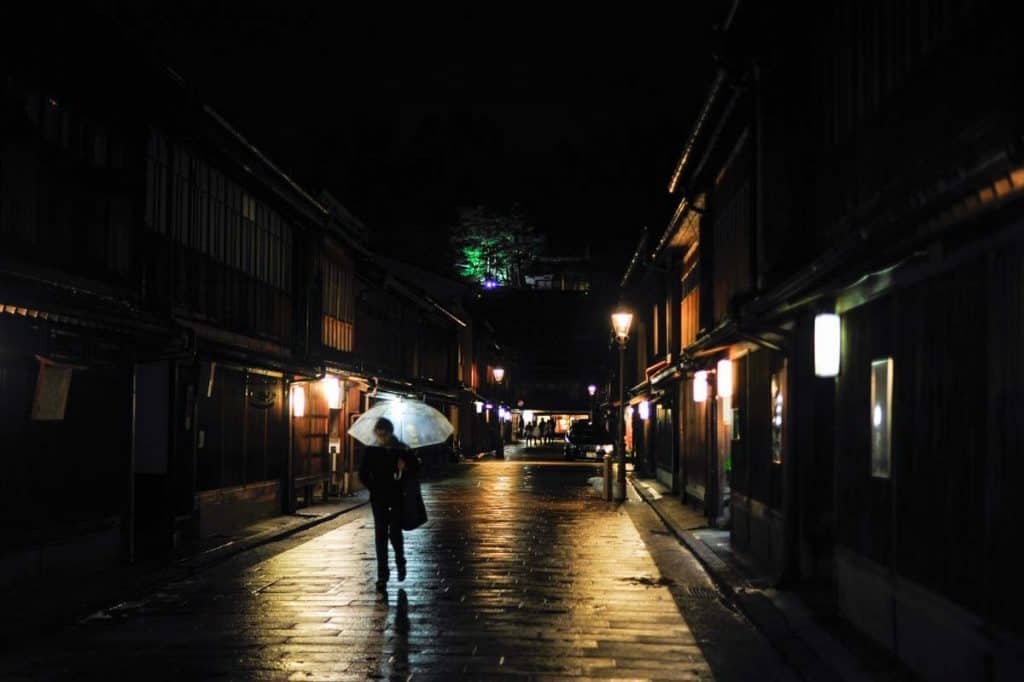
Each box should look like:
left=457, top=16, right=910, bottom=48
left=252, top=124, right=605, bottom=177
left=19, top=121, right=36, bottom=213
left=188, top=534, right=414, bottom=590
left=397, top=560, right=407, bottom=583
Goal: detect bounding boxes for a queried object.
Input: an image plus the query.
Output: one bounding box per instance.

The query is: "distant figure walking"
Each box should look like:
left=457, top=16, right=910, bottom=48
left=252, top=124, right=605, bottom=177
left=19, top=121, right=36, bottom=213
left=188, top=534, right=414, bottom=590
left=545, top=419, right=555, bottom=445
left=358, top=417, right=419, bottom=592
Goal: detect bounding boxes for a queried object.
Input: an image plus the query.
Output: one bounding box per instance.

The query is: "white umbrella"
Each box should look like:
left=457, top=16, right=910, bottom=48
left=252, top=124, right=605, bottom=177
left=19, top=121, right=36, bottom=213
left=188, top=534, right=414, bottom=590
left=348, top=398, right=454, bottom=448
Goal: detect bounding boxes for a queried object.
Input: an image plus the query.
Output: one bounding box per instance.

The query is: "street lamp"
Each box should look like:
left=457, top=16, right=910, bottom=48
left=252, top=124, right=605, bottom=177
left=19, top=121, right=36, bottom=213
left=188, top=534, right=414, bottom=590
left=610, top=308, right=633, bottom=502
left=612, top=312, right=633, bottom=342
left=587, top=384, right=597, bottom=396
left=492, top=367, right=505, bottom=457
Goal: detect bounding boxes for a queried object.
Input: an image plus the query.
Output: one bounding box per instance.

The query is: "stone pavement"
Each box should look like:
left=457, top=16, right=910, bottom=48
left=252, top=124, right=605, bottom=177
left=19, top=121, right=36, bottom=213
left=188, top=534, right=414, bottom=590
left=0, top=493, right=370, bottom=648
left=2, top=459, right=796, bottom=681
left=629, top=475, right=910, bottom=682
left=191, top=494, right=371, bottom=570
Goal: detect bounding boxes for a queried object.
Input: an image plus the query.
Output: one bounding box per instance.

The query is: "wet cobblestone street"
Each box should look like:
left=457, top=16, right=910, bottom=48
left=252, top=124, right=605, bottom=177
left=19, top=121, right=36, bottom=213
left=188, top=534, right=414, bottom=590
left=2, top=454, right=790, bottom=680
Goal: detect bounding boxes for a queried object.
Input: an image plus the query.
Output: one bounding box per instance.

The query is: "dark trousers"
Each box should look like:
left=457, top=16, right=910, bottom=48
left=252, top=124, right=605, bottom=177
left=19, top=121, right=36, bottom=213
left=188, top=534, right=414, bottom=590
left=370, top=494, right=404, bottom=582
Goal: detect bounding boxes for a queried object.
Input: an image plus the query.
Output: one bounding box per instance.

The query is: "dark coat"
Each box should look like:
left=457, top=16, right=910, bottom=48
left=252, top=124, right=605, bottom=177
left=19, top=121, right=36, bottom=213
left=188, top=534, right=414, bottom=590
left=358, top=439, right=418, bottom=502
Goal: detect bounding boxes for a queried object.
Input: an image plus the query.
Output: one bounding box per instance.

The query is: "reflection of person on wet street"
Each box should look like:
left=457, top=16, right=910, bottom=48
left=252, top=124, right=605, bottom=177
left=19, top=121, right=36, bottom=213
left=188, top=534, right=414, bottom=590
left=395, top=589, right=410, bottom=635
left=358, top=417, right=418, bottom=592
left=389, top=588, right=411, bottom=677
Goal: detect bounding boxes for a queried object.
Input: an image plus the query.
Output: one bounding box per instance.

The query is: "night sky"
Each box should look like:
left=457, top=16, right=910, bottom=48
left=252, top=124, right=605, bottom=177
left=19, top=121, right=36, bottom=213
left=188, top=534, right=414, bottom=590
left=101, top=2, right=722, bottom=284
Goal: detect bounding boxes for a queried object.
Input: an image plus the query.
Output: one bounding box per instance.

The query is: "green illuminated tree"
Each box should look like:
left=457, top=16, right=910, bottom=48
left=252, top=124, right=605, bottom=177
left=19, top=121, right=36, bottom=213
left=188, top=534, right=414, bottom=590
left=450, top=205, right=544, bottom=288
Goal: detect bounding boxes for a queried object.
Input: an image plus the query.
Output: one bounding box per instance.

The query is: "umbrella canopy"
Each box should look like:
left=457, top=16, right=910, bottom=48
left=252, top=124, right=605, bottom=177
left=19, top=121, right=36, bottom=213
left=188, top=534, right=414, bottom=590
left=348, top=398, right=454, bottom=448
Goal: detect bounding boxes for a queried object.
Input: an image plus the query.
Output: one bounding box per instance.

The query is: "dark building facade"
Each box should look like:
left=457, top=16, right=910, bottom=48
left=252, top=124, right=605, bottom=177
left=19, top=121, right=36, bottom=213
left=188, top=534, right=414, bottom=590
left=617, top=2, right=1024, bottom=679
left=0, top=11, right=511, bottom=595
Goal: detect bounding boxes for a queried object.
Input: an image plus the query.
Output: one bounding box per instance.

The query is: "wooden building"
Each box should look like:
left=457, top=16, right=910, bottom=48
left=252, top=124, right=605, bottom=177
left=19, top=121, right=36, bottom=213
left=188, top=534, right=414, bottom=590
left=0, top=10, right=511, bottom=597
left=618, top=2, right=1024, bottom=678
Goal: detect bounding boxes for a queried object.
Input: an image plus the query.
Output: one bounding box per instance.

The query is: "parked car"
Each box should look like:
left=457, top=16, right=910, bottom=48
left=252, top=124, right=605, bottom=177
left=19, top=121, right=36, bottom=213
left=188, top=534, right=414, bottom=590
left=563, top=421, right=614, bottom=460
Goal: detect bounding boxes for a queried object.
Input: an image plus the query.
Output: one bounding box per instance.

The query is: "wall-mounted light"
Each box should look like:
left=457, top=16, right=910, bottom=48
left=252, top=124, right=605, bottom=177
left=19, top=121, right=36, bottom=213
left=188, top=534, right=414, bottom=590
left=870, top=358, right=893, bottom=478
left=815, top=313, right=841, bottom=377
left=717, top=359, right=733, bottom=398
left=474, top=400, right=484, bottom=414
left=291, top=384, right=306, bottom=417
left=638, top=400, right=650, bottom=420
left=693, top=370, right=708, bottom=403
left=485, top=403, right=494, bottom=410
left=322, top=376, right=342, bottom=410
left=492, top=366, right=505, bottom=383
left=587, top=384, right=597, bottom=396
left=771, top=374, right=784, bottom=464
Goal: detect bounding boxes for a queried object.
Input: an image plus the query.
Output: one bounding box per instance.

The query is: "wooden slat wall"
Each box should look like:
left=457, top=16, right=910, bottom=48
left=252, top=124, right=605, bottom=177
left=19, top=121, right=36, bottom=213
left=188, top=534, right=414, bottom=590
left=682, top=378, right=709, bottom=501
left=836, top=296, right=896, bottom=568
left=836, top=236, right=1024, bottom=633
left=197, top=367, right=287, bottom=492
left=322, top=316, right=354, bottom=353
left=0, top=358, right=129, bottom=531
left=146, top=238, right=292, bottom=341
left=655, top=402, right=674, bottom=474
left=741, top=350, right=784, bottom=510
left=680, top=289, right=700, bottom=350
left=985, top=239, right=1024, bottom=631
left=291, top=380, right=328, bottom=480
left=322, top=254, right=355, bottom=352
left=0, top=101, right=136, bottom=284
left=711, top=147, right=753, bottom=324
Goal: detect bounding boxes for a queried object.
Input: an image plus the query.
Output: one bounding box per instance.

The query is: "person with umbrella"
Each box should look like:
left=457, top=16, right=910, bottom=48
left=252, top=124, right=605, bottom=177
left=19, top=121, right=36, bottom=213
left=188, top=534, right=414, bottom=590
left=351, top=398, right=446, bottom=592
left=358, top=417, right=418, bottom=592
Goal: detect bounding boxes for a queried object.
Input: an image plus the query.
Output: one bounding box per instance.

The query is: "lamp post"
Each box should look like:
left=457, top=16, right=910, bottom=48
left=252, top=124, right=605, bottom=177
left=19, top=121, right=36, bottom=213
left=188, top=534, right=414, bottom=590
left=493, top=366, right=505, bottom=458
left=611, top=310, right=633, bottom=502
left=587, top=383, right=597, bottom=423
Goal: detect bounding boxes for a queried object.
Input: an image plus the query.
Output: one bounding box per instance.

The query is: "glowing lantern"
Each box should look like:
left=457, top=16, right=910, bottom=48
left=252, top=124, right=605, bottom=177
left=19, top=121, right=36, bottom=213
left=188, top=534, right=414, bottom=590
left=815, top=313, right=841, bottom=377
left=693, top=371, right=708, bottom=403
left=322, top=376, right=341, bottom=409
left=638, top=400, right=650, bottom=420
left=291, top=384, right=306, bottom=417
left=717, top=359, right=733, bottom=398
